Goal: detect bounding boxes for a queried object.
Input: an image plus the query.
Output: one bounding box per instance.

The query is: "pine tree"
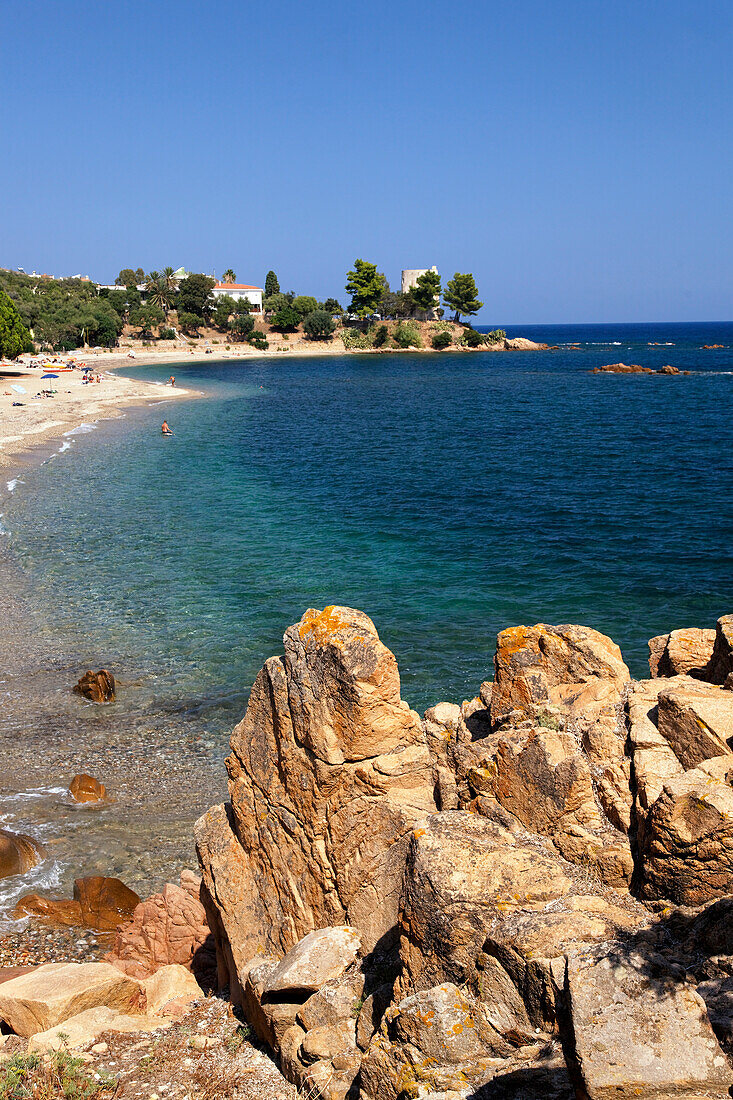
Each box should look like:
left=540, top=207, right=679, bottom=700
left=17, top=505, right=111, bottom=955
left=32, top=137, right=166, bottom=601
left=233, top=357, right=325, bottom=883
left=265, top=270, right=280, bottom=298
left=443, top=273, right=483, bottom=322
left=0, top=289, right=34, bottom=358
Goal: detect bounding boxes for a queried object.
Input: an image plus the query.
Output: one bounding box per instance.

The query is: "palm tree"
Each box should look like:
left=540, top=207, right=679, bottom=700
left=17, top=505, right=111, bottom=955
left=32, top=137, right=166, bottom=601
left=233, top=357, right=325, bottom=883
left=145, top=271, right=173, bottom=317
left=162, top=267, right=177, bottom=294
left=222, top=268, right=236, bottom=283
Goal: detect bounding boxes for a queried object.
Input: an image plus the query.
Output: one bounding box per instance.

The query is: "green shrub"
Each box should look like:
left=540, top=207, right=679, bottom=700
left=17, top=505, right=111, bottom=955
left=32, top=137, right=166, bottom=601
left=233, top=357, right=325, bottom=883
left=340, top=327, right=373, bottom=350
left=248, top=333, right=269, bottom=350
left=271, top=305, right=300, bottom=332
left=431, top=330, right=452, bottom=350
left=373, top=324, right=389, bottom=347
left=393, top=321, right=423, bottom=349
left=158, top=327, right=176, bottom=340
left=232, top=313, right=255, bottom=338
left=461, top=327, right=485, bottom=348
left=485, top=329, right=507, bottom=344
left=303, top=309, right=336, bottom=340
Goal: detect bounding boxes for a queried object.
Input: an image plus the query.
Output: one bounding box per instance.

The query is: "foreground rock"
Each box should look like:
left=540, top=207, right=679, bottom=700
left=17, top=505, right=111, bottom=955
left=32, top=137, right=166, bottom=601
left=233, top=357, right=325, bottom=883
left=0, top=962, right=143, bottom=1037
left=73, top=669, right=116, bottom=702
left=565, top=945, right=733, bottom=1099
left=196, top=606, right=436, bottom=998
left=14, top=875, right=140, bottom=931
left=0, top=828, right=44, bottom=879
left=648, top=627, right=716, bottom=678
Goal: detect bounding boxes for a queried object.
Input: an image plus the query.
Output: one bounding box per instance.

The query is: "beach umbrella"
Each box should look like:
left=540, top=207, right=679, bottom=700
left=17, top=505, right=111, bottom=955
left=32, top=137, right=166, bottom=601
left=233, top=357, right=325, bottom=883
left=11, top=384, right=26, bottom=394
left=41, top=373, right=59, bottom=379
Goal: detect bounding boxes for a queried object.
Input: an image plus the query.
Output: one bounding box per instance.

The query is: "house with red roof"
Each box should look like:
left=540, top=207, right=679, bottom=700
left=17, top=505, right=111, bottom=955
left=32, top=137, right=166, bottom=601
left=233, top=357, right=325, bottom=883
left=211, top=280, right=263, bottom=314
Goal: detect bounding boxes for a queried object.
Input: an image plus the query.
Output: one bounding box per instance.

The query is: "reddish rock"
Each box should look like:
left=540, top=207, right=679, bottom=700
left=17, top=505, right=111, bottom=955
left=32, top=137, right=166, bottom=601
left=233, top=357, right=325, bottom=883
left=68, top=774, right=106, bottom=803
left=0, top=829, right=44, bottom=879
left=14, top=876, right=140, bottom=932
left=105, top=871, right=215, bottom=985
left=708, top=615, right=733, bottom=686
left=73, top=669, right=116, bottom=702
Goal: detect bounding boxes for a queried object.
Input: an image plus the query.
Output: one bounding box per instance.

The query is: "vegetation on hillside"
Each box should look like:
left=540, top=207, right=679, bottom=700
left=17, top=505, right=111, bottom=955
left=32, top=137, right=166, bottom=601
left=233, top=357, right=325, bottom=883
left=0, top=288, right=34, bottom=358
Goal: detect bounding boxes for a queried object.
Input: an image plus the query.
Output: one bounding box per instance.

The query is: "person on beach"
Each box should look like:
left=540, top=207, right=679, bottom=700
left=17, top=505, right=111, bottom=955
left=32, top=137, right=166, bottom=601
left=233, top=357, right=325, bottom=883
left=168, top=376, right=175, bottom=386
left=161, top=421, right=173, bottom=435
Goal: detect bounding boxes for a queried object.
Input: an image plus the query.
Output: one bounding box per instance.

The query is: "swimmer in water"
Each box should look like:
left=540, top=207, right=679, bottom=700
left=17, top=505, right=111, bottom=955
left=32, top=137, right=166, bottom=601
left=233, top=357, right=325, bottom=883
left=161, top=421, right=173, bottom=435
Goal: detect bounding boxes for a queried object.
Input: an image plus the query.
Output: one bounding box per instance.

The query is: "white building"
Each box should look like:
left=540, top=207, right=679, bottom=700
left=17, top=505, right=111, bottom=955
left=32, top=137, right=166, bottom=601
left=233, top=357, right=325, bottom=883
left=211, top=281, right=263, bottom=314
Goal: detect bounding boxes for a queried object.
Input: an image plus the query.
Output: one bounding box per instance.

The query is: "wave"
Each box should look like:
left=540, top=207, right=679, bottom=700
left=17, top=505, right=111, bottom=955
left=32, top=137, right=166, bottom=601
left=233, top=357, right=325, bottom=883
left=6, top=478, right=21, bottom=492
left=58, top=441, right=72, bottom=453
left=62, top=423, right=97, bottom=437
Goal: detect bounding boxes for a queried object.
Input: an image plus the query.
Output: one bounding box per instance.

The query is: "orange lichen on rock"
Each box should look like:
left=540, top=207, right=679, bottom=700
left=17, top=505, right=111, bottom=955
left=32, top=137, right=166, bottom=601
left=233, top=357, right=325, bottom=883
left=298, top=605, right=356, bottom=645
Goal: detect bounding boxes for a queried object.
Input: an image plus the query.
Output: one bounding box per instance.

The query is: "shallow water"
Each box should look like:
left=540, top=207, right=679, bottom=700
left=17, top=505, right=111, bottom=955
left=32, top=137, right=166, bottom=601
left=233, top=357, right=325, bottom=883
left=1, top=321, right=732, bottom=917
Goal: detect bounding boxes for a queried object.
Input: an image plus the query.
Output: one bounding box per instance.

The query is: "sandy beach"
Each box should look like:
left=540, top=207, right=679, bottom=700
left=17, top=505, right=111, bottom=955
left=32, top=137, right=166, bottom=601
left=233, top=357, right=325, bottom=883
left=0, top=357, right=196, bottom=468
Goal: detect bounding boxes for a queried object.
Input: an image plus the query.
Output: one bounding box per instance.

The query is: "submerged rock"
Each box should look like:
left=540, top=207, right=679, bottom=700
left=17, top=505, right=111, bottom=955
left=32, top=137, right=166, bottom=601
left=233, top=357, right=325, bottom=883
left=73, top=669, right=116, bottom=702
left=14, top=875, right=140, bottom=932
left=68, top=773, right=106, bottom=803
left=0, top=829, right=44, bottom=879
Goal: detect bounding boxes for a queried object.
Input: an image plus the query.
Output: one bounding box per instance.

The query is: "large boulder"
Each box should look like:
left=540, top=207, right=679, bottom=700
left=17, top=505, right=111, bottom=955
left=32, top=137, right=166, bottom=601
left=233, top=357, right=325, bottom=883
left=105, top=870, right=214, bottom=983
left=486, top=727, right=633, bottom=886
left=491, top=623, right=629, bottom=729
left=565, top=945, right=733, bottom=1099
left=648, top=628, right=716, bottom=678
left=262, top=926, right=360, bottom=998
left=639, top=757, right=733, bottom=905
left=656, top=681, right=733, bottom=769
left=627, top=678, right=684, bottom=822
left=397, top=809, right=647, bottom=1034
left=0, top=829, right=44, bottom=879
left=0, top=962, right=143, bottom=1037
left=196, top=607, right=436, bottom=992
left=15, top=875, right=140, bottom=932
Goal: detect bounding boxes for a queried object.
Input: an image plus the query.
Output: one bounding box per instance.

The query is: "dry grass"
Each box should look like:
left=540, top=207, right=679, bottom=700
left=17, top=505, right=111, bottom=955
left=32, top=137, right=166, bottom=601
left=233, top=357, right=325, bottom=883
left=0, top=1049, right=116, bottom=1100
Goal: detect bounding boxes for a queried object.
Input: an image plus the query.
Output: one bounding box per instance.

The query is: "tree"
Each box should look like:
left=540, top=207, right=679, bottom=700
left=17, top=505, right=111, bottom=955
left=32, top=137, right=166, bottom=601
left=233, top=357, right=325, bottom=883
left=177, top=274, right=215, bottom=320
left=213, top=295, right=236, bottom=331
left=135, top=268, right=145, bottom=283
left=231, top=313, right=255, bottom=339
left=303, top=310, right=336, bottom=340
left=292, top=295, right=318, bottom=318
left=263, top=292, right=289, bottom=315
left=130, top=303, right=164, bottom=336
left=161, top=267, right=178, bottom=295
left=145, top=271, right=174, bottom=317
left=345, top=259, right=384, bottom=317
left=379, top=289, right=412, bottom=319
left=432, top=330, right=452, bottom=350
left=116, top=268, right=137, bottom=287
left=271, top=305, right=301, bottom=332
left=222, top=269, right=236, bottom=283
left=323, top=298, right=342, bottom=315
left=409, top=270, right=441, bottom=316
left=265, top=270, right=280, bottom=298
left=443, top=273, right=483, bottom=322
left=177, top=311, right=201, bottom=335
left=0, top=289, right=33, bottom=358
left=234, top=297, right=253, bottom=314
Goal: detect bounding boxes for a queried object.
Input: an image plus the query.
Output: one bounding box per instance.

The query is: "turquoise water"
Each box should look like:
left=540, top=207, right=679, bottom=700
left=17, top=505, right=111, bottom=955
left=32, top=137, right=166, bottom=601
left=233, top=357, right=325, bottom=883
left=1, top=321, right=732, bottom=905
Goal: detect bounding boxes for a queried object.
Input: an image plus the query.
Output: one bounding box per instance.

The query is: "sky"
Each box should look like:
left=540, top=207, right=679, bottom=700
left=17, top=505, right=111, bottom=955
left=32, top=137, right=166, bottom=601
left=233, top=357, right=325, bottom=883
left=1, top=0, right=731, bottom=323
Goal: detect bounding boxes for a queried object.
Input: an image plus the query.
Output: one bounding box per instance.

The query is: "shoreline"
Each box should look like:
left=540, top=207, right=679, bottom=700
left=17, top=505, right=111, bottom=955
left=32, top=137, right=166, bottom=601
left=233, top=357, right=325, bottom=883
left=0, top=363, right=199, bottom=470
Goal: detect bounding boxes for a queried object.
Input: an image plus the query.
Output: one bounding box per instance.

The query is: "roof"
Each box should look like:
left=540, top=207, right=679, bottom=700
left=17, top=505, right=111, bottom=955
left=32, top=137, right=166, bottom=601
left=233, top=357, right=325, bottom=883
left=213, top=282, right=263, bottom=291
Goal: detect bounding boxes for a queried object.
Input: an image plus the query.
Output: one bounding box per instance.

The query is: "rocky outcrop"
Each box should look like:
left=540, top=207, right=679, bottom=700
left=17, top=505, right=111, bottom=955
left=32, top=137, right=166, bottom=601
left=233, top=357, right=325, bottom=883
left=195, top=606, right=436, bottom=997
left=105, top=870, right=215, bottom=984
left=68, top=774, right=107, bottom=803
left=0, top=829, right=44, bottom=879
left=195, top=606, right=733, bottom=1099
left=592, top=362, right=690, bottom=375
left=504, top=337, right=548, bottom=350
left=14, top=876, right=140, bottom=932
left=73, top=669, right=116, bottom=702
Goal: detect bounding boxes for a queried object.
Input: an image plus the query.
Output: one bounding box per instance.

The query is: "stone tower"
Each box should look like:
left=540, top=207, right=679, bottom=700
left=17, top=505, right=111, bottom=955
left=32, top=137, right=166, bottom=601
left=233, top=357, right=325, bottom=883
left=401, top=266, right=438, bottom=295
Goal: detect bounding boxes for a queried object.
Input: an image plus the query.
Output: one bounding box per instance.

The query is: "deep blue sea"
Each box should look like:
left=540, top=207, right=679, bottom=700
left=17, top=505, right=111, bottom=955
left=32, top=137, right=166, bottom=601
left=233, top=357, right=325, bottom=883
left=1, top=320, right=732, bottom=905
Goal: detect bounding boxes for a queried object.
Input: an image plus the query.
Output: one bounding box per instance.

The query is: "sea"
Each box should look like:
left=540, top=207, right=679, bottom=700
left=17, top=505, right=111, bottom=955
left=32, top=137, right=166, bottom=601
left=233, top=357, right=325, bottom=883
left=1, top=320, right=732, bottom=918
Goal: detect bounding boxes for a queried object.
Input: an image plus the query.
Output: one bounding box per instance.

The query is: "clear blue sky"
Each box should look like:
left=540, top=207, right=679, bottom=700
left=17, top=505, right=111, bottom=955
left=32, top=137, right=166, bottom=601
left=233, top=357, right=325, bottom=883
left=2, top=0, right=731, bottom=322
